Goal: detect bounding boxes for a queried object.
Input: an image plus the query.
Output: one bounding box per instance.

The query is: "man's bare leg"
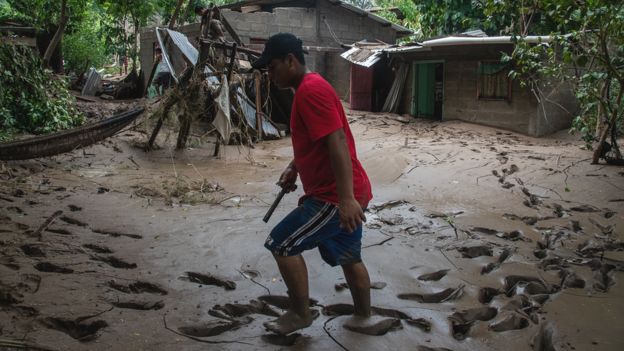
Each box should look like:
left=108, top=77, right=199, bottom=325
left=264, top=254, right=317, bottom=335
left=342, top=262, right=371, bottom=317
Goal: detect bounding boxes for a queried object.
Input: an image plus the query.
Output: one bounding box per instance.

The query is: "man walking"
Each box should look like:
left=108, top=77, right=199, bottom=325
left=253, top=33, right=377, bottom=335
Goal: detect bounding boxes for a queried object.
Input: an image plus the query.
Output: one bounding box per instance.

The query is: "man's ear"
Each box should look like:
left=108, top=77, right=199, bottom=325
left=286, top=53, right=297, bottom=69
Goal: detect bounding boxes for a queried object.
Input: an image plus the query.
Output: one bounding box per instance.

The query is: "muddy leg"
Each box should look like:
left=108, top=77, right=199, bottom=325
left=264, top=254, right=316, bottom=335
left=342, top=262, right=371, bottom=317
left=342, top=262, right=398, bottom=336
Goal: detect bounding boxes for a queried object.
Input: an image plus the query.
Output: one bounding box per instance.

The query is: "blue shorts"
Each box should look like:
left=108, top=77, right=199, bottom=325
left=265, top=197, right=363, bottom=267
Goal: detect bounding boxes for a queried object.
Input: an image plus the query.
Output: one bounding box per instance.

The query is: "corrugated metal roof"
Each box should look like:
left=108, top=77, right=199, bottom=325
left=166, top=28, right=199, bottom=64
left=422, top=35, right=552, bottom=47
left=340, top=47, right=382, bottom=67
left=380, top=35, right=553, bottom=55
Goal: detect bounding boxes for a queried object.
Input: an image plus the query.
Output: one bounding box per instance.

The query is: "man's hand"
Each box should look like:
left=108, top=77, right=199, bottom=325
left=339, top=197, right=366, bottom=233
left=277, top=164, right=298, bottom=193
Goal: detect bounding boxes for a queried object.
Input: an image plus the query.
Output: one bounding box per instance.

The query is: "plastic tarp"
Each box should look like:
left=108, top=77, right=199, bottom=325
left=211, top=74, right=231, bottom=141
left=235, top=87, right=280, bottom=139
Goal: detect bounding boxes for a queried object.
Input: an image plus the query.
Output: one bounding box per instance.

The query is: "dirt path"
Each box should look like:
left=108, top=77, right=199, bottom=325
left=1, top=110, right=622, bottom=350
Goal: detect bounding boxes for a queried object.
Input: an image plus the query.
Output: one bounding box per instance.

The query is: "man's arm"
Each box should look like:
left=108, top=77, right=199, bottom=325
left=326, top=129, right=365, bottom=233
left=277, top=160, right=297, bottom=193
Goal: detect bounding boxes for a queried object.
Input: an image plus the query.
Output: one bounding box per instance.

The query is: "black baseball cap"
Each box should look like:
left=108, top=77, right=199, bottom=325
left=251, top=33, right=304, bottom=69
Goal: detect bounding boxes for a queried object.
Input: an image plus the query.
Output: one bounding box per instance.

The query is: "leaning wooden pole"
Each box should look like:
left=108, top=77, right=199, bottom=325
left=254, top=70, right=263, bottom=141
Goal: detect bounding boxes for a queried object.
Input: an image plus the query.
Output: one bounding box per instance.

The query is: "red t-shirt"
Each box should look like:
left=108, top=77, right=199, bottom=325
left=290, top=73, right=372, bottom=207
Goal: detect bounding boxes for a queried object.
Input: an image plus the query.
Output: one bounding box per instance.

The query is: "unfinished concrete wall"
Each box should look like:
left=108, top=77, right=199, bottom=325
left=442, top=60, right=537, bottom=135
left=531, top=80, right=578, bottom=136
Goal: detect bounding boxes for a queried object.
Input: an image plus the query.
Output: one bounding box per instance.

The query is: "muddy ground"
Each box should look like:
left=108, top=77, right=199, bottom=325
left=1, top=106, right=623, bottom=351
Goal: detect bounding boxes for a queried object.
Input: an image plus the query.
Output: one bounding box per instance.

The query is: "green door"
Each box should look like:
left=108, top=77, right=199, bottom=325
left=411, top=62, right=440, bottom=119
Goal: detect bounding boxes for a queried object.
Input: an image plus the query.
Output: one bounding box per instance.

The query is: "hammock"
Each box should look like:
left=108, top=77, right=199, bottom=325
left=0, top=107, right=144, bottom=161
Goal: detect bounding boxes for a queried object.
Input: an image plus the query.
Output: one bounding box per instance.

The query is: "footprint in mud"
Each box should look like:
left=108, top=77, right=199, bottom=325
left=91, top=255, right=137, bottom=269
left=45, top=227, right=73, bottom=235
left=107, top=280, right=167, bottom=295
left=262, top=333, right=306, bottom=346
left=20, top=244, right=46, bottom=257
left=503, top=275, right=549, bottom=296
left=398, top=285, right=464, bottom=303
left=593, top=264, right=616, bottom=292
left=34, top=262, right=74, bottom=274
left=184, top=272, right=236, bottom=290
left=481, top=249, right=513, bottom=274
left=418, top=269, right=449, bottom=281
left=83, top=243, right=113, bottom=254
left=343, top=316, right=403, bottom=336
left=59, top=216, right=88, bottom=227
left=0, top=286, right=23, bottom=305
left=322, top=304, right=430, bottom=331
left=335, top=281, right=387, bottom=291
left=111, top=300, right=164, bottom=310
left=92, top=228, right=142, bottom=239
left=417, top=346, right=453, bottom=351
left=15, top=274, right=42, bottom=294
left=531, top=322, right=556, bottom=351
left=478, top=287, right=501, bottom=304
left=496, top=230, right=526, bottom=241
left=68, top=205, right=82, bottom=212
left=179, top=319, right=244, bottom=337
left=470, top=227, right=500, bottom=235
left=569, top=204, right=600, bottom=213
left=488, top=313, right=529, bottom=332
left=257, top=295, right=317, bottom=310
left=448, top=307, right=498, bottom=340
left=41, top=317, right=108, bottom=341
left=560, top=270, right=586, bottom=289
left=211, top=300, right=280, bottom=318
left=457, top=246, right=493, bottom=258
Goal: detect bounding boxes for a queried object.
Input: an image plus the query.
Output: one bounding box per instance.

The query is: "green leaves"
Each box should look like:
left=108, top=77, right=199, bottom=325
left=0, top=43, right=84, bottom=141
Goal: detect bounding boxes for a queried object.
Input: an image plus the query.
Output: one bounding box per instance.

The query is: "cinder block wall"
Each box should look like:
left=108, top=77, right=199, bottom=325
left=442, top=60, right=537, bottom=135
left=531, top=80, right=578, bottom=136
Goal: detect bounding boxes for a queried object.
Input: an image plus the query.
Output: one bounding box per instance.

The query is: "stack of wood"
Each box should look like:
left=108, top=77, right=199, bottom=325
left=145, top=5, right=281, bottom=155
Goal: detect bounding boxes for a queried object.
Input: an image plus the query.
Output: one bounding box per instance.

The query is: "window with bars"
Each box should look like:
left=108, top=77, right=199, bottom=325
left=477, top=61, right=511, bottom=101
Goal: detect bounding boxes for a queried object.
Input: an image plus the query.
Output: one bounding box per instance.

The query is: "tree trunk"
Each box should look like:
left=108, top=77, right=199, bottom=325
left=591, top=82, right=610, bottom=164
left=168, top=0, right=186, bottom=29
left=43, top=0, right=68, bottom=68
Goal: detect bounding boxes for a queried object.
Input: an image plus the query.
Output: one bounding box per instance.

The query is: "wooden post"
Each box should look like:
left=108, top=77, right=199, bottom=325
left=213, top=135, right=221, bottom=157
left=254, top=70, right=263, bottom=141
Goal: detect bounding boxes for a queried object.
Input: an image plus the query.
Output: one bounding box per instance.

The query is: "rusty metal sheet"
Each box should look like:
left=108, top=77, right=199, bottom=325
left=165, top=29, right=199, bottom=65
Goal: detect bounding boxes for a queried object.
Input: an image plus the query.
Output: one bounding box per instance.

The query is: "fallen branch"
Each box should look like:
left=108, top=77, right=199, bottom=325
left=322, top=316, right=350, bottom=351
left=33, top=210, right=63, bottom=239
left=0, top=338, right=57, bottom=351
left=363, top=236, right=394, bottom=248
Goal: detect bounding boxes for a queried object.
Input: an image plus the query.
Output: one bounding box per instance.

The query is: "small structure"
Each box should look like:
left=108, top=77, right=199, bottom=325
left=139, top=0, right=411, bottom=100
left=344, top=33, right=579, bottom=137
left=0, top=23, right=37, bottom=47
